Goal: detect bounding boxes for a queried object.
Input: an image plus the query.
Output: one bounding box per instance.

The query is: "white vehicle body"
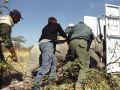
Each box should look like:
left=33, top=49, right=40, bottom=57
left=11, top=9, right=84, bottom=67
left=84, top=4, right=120, bottom=73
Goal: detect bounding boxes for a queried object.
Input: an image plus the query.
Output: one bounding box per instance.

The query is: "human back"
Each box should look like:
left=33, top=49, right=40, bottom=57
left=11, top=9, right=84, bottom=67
left=39, top=23, right=63, bottom=42
left=39, top=17, right=67, bottom=42
left=69, top=22, right=93, bottom=42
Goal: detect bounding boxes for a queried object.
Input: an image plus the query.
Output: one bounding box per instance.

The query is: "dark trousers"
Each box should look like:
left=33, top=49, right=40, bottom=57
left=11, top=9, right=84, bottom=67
left=0, top=43, right=5, bottom=62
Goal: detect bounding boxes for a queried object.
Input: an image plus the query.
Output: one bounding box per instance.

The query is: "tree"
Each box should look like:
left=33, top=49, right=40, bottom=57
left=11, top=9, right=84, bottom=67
left=0, top=0, right=10, bottom=14
left=12, top=36, right=27, bottom=49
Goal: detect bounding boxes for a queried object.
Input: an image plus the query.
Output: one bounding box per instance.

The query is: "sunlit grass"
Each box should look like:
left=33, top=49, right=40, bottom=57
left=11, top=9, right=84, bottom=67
left=3, top=49, right=30, bottom=74
left=1, top=49, right=120, bottom=90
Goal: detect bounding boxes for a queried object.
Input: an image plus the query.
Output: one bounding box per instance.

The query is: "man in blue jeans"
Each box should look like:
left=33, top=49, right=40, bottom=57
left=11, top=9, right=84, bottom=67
left=34, top=17, right=68, bottom=90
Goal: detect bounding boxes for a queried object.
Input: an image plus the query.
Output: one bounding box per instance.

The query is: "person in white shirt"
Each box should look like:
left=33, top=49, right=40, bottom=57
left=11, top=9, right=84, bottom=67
left=0, top=9, right=23, bottom=62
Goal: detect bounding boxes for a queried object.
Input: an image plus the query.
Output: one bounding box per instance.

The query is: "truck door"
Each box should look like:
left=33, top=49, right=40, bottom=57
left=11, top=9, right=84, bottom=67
left=105, top=4, right=120, bottom=73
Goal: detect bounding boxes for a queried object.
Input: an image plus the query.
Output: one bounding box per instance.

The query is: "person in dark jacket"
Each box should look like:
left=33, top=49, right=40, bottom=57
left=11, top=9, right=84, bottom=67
left=0, top=9, right=23, bottom=62
left=34, top=17, right=68, bottom=90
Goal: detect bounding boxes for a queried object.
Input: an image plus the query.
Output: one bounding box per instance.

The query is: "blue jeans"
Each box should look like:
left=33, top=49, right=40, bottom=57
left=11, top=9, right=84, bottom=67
left=34, top=41, right=57, bottom=90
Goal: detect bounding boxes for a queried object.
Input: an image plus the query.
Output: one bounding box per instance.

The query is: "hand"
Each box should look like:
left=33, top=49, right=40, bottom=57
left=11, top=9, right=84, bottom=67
left=56, top=39, right=67, bottom=44
left=8, top=47, right=18, bottom=62
left=66, top=38, right=70, bottom=44
left=97, top=62, right=105, bottom=69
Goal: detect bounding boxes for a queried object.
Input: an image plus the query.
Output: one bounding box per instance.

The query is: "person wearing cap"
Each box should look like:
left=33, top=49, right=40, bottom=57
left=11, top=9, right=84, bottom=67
left=0, top=9, right=23, bottom=62
left=62, top=22, right=94, bottom=90
left=33, top=17, right=68, bottom=90
left=65, top=23, right=74, bottom=32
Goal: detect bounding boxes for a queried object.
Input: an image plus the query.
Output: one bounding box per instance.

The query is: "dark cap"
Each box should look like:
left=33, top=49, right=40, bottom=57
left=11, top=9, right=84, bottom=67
left=10, top=9, right=23, bottom=19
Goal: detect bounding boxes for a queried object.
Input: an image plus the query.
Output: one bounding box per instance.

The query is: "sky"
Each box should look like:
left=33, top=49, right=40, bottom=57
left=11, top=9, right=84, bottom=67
left=1, top=0, right=120, bottom=47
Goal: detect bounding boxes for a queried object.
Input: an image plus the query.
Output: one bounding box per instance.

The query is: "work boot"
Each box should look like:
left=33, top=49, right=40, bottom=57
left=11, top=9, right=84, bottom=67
left=97, top=62, right=105, bottom=69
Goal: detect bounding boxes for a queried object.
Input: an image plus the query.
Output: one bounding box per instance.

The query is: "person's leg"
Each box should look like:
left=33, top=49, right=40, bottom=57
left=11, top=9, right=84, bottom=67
left=49, top=54, right=57, bottom=80
left=62, top=41, right=76, bottom=71
left=34, top=61, right=51, bottom=90
left=0, top=43, right=5, bottom=62
left=75, top=51, right=89, bottom=90
left=68, top=39, right=90, bottom=90
left=34, top=42, right=54, bottom=90
left=74, top=40, right=90, bottom=90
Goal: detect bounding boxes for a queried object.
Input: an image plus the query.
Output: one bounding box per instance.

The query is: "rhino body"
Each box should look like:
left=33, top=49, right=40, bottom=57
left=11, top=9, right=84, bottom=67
left=25, top=35, right=104, bottom=78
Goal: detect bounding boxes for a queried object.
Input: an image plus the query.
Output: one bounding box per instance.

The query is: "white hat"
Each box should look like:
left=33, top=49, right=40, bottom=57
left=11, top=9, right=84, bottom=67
left=68, top=23, right=74, bottom=27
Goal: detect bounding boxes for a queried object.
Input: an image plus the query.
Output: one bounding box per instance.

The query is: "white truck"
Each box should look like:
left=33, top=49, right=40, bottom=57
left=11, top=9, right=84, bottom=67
left=84, top=4, right=120, bottom=73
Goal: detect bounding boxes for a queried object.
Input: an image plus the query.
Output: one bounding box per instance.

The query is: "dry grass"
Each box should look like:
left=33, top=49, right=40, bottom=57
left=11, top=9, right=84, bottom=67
left=4, top=49, right=30, bottom=74
left=1, top=49, right=120, bottom=90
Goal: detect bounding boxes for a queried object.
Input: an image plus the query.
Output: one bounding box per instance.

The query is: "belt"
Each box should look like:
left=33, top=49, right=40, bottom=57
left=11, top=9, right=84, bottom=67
left=70, top=37, right=88, bottom=41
